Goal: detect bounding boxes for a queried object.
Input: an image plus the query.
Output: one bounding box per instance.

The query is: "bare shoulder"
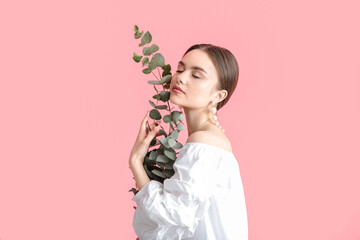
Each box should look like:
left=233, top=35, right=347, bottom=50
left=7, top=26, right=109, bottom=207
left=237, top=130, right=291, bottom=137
left=186, top=130, right=233, bottom=153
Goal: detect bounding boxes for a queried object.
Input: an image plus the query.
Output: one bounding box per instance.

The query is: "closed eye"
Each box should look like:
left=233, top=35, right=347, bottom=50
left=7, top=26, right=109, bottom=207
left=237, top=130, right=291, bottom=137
left=176, top=70, right=200, bottom=78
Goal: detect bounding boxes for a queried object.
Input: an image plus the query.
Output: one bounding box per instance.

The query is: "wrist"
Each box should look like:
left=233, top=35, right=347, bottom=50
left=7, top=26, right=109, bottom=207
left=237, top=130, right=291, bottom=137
left=129, top=158, right=143, bottom=170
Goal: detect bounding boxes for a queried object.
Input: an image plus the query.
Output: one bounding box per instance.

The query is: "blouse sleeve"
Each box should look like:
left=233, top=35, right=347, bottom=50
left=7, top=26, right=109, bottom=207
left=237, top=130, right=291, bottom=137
left=132, top=145, right=217, bottom=240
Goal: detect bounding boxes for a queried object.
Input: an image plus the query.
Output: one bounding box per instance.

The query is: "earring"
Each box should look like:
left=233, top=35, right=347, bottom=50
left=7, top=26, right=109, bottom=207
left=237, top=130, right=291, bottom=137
left=210, top=101, right=225, bottom=132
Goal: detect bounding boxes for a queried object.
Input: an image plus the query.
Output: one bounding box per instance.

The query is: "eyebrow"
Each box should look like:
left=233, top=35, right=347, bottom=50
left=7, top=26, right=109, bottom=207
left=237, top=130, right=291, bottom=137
left=178, top=61, right=208, bottom=75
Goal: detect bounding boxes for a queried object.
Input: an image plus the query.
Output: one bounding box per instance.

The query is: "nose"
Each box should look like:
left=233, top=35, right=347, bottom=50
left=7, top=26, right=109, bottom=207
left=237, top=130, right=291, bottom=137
left=176, top=75, right=185, bottom=85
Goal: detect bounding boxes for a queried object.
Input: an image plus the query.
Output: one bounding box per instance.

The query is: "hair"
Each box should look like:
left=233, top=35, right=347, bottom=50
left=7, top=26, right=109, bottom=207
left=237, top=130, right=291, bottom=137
left=183, top=43, right=239, bottom=111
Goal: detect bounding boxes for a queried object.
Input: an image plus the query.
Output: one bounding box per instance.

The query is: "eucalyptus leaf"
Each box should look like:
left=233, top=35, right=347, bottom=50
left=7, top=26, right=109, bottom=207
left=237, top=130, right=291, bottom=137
left=177, top=124, right=185, bottom=131
left=164, top=169, right=175, bottom=178
left=172, top=141, right=183, bottom=149
left=160, top=75, right=172, bottom=84
left=142, top=57, right=149, bottom=67
left=168, top=138, right=176, bottom=148
left=150, top=53, right=165, bottom=68
left=143, top=44, right=159, bottom=56
left=144, top=165, right=155, bottom=178
left=149, top=109, right=161, bottom=120
left=134, top=30, right=143, bottom=39
left=151, top=169, right=166, bottom=178
left=156, top=154, right=170, bottom=163
left=129, top=188, right=138, bottom=195
left=155, top=105, right=168, bottom=110
left=179, top=113, right=185, bottom=123
left=148, top=61, right=156, bottom=70
left=144, top=158, right=156, bottom=166
left=161, top=64, right=172, bottom=77
left=159, top=137, right=170, bottom=148
left=163, top=115, right=172, bottom=123
left=163, top=162, right=174, bottom=169
left=163, top=83, right=170, bottom=89
left=150, top=137, right=157, bottom=146
left=142, top=68, right=152, bottom=74
left=159, top=129, right=167, bottom=137
left=169, top=121, right=174, bottom=131
left=170, top=130, right=178, bottom=140
left=149, top=100, right=156, bottom=108
left=133, top=53, right=142, bottom=62
left=148, top=80, right=162, bottom=86
left=139, top=31, right=152, bottom=47
left=164, top=149, right=176, bottom=160
left=152, top=94, right=161, bottom=100
left=149, top=150, right=158, bottom=160
left=159, top=91, right=170, bottom=102
left=172, top=111, right=181, bottom=123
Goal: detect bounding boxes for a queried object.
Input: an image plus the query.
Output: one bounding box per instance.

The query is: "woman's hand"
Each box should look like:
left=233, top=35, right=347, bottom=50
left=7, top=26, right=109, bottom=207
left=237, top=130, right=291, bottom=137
left=129, top=110, right=162, bottom=166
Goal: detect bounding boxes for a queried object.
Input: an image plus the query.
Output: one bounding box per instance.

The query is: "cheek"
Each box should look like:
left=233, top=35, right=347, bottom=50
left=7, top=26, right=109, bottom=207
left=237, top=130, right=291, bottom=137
left=187, top=82, right=212, bottom=101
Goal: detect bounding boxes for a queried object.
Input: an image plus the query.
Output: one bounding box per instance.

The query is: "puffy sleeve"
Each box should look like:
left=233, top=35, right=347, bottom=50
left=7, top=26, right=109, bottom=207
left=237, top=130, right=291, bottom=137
left=132, top=144, right=218, bottom=240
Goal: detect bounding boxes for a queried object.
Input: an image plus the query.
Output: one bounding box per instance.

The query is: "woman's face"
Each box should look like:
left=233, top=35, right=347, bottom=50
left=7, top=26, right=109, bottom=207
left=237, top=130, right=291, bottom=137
left=170, top=49, right=220, bottom=109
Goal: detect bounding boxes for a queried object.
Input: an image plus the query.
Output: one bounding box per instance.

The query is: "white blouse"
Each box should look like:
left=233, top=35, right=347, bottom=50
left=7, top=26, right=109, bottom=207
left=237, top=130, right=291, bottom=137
left=132, top=142, right=248, bottom=240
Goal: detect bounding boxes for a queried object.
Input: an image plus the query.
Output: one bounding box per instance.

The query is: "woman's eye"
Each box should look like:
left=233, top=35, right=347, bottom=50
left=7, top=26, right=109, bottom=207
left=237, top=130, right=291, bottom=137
left=176, top=70, right=199, bottom=78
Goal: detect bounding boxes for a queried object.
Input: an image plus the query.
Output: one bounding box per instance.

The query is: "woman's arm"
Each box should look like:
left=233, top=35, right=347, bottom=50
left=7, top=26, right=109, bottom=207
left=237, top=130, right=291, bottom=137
left=129, top=158, right=150, bottom=190
left=129, top=110, right=161, bottom=190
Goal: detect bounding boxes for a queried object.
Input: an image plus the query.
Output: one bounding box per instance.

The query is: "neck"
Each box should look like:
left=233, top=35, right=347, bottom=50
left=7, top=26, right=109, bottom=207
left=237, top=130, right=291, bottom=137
left=183, top=106, right=212, bottom=137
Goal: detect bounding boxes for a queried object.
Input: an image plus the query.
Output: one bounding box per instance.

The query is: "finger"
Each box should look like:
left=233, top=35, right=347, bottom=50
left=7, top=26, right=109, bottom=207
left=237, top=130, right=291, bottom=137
left=144, top=124, right=160, bottom=144
left=138, top=110, right=150, bottom=139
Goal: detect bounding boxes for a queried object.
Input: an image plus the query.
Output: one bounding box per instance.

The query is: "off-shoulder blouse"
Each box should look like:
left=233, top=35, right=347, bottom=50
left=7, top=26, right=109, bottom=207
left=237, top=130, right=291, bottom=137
left=132, top=142, right=248, bottom=240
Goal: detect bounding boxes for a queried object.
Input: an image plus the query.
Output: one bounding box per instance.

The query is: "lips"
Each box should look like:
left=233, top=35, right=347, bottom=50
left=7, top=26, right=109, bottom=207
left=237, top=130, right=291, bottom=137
left=172, top=86, right=185, bottom=93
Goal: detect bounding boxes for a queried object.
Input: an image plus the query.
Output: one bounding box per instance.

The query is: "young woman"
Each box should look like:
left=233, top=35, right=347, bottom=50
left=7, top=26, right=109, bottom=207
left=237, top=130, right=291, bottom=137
left=129, top=44, right=248, bottom=240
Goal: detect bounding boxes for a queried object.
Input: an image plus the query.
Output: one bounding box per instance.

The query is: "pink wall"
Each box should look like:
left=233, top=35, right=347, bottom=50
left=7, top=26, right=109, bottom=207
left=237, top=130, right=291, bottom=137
left=1, top=0, right=359, bottom=239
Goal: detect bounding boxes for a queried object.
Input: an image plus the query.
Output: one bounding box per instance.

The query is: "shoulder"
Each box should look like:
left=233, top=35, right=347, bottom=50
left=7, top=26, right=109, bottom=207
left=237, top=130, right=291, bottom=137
left=186, top=130, right=233, bottom=153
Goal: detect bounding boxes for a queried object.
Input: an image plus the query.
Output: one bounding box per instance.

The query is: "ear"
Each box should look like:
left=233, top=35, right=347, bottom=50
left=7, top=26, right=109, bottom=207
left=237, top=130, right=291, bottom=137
left=214, top=89, right=228, bottom=103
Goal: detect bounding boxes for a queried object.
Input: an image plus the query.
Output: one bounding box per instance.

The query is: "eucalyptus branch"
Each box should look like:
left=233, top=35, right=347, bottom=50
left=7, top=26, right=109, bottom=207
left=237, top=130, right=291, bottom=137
left=130, top=25, right=186, bottom=199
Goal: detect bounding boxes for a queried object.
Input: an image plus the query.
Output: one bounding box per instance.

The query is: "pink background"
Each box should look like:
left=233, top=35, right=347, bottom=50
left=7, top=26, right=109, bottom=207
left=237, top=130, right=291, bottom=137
left=1, top=0, right=359, bottom=239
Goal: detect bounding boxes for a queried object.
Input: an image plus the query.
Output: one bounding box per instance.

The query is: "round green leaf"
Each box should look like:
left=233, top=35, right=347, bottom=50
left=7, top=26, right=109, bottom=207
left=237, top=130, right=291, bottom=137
left=169, top=121, right=175, bottom=130
left=149, top=150, right=158, bottom=161
left=152, top=94, right=161, bottom=100
left=151, top=169, right=166, bottom=178
left=147, top=80, right=161, bottom=85
left=164, top=149, right=176, bottom=160
left=164, top=169, right=175, bottom=177
left=142, top=68, right=152, bottom=74
left=159, top=129, right=167, bottom=137
left=159, top=137, right=170, bottom=148
left=161, top=64, right=172, bottom=77
left=133, top=52, right=142, bottom=62
left=150, top=53, right=165, bottom=68
left=148, top=100, right=156, bottom=108
left=134, top=30, right=143, bottom=39
left=143, top=44, right=159, bottom=56
left=159, top=91, right=170, bottom=102
left=149, top=109, right=161, bottom=120
left=155, top=105, right=168, bottom=110
left=176, top=124, right=184, bottom=131
left=168, top=138, right=176, bottom=147
left=179, top=113, right=185, bottom=123
left=170, top=130, right=178, bottom=140
left=172, top=141, right=183, bottom=149
left=160, top=75, right=172, bottom=84
left=163, top=114, right=172, bottom=123
left=139, top=31, right=152, bottom=47
left=142, top=57, right=149, bottom=67
left=172, top=111, right=181, bottom=123
left=156, top=154, right=170, bottom=163
left=163, top=162, right=174, bottom=169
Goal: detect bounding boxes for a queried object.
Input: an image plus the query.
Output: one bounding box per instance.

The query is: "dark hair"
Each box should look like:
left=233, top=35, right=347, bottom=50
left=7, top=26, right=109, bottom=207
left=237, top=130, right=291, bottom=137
left=183, top=43, right=239, bottom=111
